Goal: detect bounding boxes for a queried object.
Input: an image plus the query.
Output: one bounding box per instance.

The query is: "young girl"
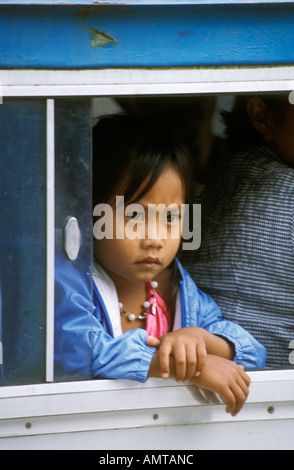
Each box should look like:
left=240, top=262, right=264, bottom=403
left=55, top=114, right=266, bottom=417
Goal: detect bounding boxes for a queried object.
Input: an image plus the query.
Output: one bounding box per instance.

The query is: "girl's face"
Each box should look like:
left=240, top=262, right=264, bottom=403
left=94, top=163, right=185, bottom=287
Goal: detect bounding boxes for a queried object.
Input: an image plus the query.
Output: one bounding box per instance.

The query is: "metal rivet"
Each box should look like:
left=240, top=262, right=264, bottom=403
left=64, top=217, right=81, bottom=261
left=267, top=406, right=275, bottom=414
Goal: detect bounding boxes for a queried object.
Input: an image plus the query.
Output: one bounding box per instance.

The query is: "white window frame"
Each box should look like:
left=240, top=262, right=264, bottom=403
left=2, top=67, right=294, bottom=97
left=0, top=67, right=294, bottom=450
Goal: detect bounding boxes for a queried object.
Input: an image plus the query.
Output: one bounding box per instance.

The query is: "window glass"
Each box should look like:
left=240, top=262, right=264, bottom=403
left=54, top=98, right=93, bottom=382
left=0, top=99, right=46, bottom=385
left=0, top=98, right=92, bottom=386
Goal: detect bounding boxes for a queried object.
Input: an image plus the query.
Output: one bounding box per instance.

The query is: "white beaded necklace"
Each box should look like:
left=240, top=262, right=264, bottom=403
left=119, top=280, right=158, bottom=322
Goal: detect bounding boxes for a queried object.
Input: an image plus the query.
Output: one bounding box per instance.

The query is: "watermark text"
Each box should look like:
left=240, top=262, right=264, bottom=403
left=289, top=340, right=294, bottom=365
left=97, top=453, right=195, bottom=466
left=93, top=196, right=201, bottom=251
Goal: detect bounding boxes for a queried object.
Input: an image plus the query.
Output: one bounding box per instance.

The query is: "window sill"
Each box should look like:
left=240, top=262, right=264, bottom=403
left=0, top=369, right=293, bottom=449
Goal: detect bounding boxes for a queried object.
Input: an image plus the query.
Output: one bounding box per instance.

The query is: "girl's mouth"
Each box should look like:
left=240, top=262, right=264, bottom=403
left=136, top=257, right=161, bottom=267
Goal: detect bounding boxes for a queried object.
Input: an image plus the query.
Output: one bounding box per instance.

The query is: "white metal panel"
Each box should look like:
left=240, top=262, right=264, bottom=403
left=1, top=419, right=291, bottom=451
left=0, top=371, right=293, bottom=450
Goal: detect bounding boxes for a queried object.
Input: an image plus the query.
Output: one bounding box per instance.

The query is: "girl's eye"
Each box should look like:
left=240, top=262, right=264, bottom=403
left=125, top=210, right=144, bottom=221
left=165, top=212, right=180, bottom=224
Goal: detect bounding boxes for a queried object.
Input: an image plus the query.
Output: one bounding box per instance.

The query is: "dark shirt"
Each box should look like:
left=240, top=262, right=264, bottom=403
left=183, top=145, right=294, bottom=369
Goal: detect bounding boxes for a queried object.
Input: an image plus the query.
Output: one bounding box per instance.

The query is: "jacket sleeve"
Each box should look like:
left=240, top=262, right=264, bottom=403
left=54, top=251, right=156, bottom=382
left=179, top=263, right=267, bottom=369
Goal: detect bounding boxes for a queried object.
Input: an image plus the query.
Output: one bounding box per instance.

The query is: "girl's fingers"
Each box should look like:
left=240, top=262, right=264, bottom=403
left=239, top=366, right=251, bottom=387
left=227, top=375, right=250, bottom=416
left=221, top=387, right=237, bottom=415
left=173, top=342, right=187, bottom=382
left=158, top=342, right=173, bottom=378
left=183, top=343, right=197, bottom=380
left=195, top=343, right=207, bottom=376
left=229, top=384, right=248, bottom=416
left=156, top=331, right=208, bottom=381
left=237, top=374, right=250, bottom=399
left=218, top=369, right=250, bottom=416
left=146, top=336, right=161, bottom=349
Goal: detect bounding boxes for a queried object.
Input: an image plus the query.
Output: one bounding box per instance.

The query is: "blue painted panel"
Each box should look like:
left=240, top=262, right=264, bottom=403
left=0, top=100, right=46, bottom=385
left=0, top=4, right=294, bottom=68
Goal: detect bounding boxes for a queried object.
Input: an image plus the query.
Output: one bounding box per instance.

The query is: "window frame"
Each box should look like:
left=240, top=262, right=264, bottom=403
left=3, top=65, right=294, bottom=379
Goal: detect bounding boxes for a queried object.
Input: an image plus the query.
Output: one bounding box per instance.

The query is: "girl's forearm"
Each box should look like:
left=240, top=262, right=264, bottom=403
left=201, top=328, right=235, bottom=360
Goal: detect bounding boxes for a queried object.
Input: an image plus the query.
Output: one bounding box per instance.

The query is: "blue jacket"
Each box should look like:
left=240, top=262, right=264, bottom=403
left=54, top=250, right=266, bottom=382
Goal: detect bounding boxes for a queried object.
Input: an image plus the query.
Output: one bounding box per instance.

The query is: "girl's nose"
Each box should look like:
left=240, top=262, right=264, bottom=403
left=141, top=237, right=163, bottom=250
left=141, top=218, right=164, bottom=249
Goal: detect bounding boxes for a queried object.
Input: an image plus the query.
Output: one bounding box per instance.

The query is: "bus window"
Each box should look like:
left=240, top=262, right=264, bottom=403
left=0, top=91, right=293, bottom=388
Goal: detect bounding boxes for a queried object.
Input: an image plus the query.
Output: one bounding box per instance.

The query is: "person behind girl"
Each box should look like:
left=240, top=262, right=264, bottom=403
left=54, top=114, right=266, bottom=417
left=183, top=93, right=294, bottom=369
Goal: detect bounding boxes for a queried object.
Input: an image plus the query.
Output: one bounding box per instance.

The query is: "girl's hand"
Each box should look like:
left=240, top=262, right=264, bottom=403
left=155, top=328, right=207, bottom=382
left=146, top=336, right=161, bottom=349
left=191, top=355, right=251, bottom=416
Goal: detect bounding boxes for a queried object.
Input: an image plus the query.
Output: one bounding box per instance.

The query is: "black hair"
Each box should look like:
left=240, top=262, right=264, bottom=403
left=221, top=93, right=289, bottom=154
left=92, top=113, right=194, bottom=208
